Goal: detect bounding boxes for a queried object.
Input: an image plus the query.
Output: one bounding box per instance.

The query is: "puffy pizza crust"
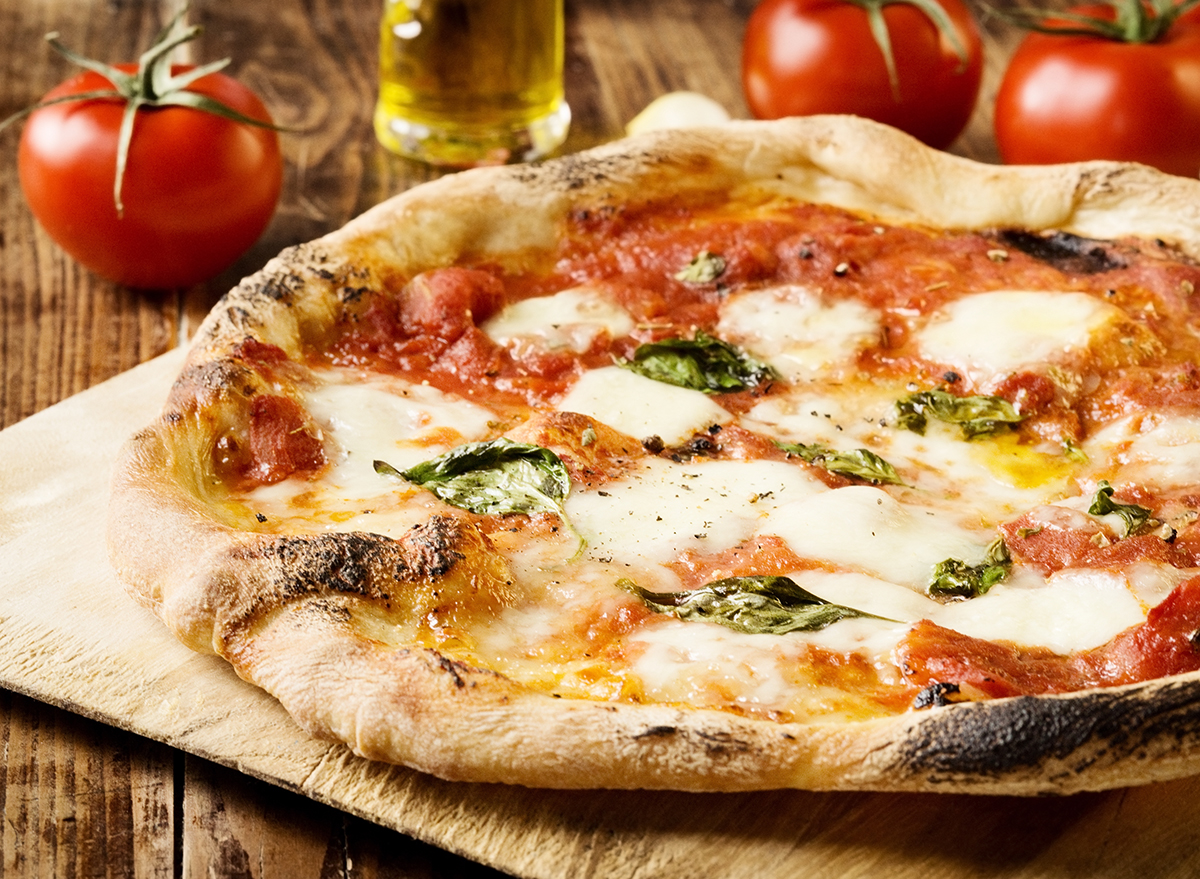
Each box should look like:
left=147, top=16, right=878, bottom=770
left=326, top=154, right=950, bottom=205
left=109, top=115, right=1200, bottom=794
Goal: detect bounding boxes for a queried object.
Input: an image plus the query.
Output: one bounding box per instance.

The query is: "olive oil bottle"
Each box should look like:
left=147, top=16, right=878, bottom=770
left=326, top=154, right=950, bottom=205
left=374, top=0, right=570, bottom=167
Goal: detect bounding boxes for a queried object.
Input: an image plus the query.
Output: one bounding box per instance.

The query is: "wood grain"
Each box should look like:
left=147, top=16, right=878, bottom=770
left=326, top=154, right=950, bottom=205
left=0, top=0, right=1071, bottom=875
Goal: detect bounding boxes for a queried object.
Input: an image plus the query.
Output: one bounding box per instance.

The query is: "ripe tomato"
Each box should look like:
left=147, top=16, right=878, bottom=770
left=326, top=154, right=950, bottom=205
left=741, top=0, right=984, bottom=149
left=994, top=5, right=1200, bottom=177
left=18, top=64, right=282, bottom=289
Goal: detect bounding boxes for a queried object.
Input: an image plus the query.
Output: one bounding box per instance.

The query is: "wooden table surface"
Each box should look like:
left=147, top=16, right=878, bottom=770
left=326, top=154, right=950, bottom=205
left=0, top=0, right=1020, bottom=875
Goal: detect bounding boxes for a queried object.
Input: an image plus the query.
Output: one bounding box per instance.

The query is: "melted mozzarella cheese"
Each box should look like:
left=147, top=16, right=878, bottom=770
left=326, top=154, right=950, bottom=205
left=243, top=373, right=497, bottom=536
left=306, top=373, right=498, bottom=492
left=481, top=287, right=634, bottom=352
left=761, top=486, right=991, bottom=592
left=744, top=389, right=1073, bottom=523
left=1090, top=413, right=1200, bottom=491
left=629, top=621, right=802, bottom=714
left=716, top=285, right=880, bottom=380
left=916, top=290, right=1123, bottom=381
left=933, top=568, right=1145, bottom=653
left=565, top=457, right=823, bottom=571
left=557, top=366, right=733, bottom=445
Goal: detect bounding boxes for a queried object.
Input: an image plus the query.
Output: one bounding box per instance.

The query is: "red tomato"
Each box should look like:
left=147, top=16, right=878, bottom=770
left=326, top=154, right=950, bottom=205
left=18, top=64, right=282, bottom=289
left=994, top=6, right=1200, bottom=177
left=741, top=0, right=984, bottom=149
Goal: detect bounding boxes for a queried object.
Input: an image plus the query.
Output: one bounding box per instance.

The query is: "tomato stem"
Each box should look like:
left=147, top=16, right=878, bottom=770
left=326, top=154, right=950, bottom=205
left=843, top=0, right=971, bottom=99
left=990, top=0, right=1200, bottom=43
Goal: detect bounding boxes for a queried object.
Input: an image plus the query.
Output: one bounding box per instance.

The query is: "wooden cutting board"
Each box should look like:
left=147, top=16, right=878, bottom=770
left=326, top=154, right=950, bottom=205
left=2, top=351, right=1199, bottom=879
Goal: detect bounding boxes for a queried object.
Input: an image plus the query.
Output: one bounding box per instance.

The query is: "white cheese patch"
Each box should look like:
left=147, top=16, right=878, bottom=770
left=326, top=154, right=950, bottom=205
left=628, top=620, right=807, bottom=715
left=791, top=569, right=942, bottom=623
left=762, top=486, right=990, bottom=592
left=243, top=372, right=499, bottom=538
left=565, top=457, right=823, bottom=567
left=305, top=373, right=498, bottom=498
left=916, top=290, right=1122, bottom=381
left=481, top=287, right=634, bottom=353
left=1091, top=413, right=1200, bottom=492
left=557, top=365, right=732, bottom=445
left=717, top=285, right=880, bottom=380
left=932, top=568, right=1145, bottom=654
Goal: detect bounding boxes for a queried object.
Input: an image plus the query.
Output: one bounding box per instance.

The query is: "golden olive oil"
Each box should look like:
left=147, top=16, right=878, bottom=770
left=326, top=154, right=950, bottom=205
left=374, top=0, right=570, bottom=166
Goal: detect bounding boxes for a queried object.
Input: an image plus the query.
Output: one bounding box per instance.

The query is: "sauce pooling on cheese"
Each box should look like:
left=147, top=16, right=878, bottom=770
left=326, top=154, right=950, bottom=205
left=226, top=199, right=1200, bottom=723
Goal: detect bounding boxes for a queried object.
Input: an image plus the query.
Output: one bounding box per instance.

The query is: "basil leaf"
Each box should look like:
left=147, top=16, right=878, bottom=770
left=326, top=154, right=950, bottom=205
left=777, top=441, right=904, bottom=485
left=375, top=438, right=570, bottom=517
left=1088, top=480, right=1152, bottom=537
left=1063, top=438, right=1089, bottom=463
left=928, top=537, right=1011, bottom=600
left=674, top=250, right=726, bottom=284
left=896, top=389, right=1024, bottom=439
left=620, top=331, right=776, bottom=394
left=621, top=575, right=888, bottom=635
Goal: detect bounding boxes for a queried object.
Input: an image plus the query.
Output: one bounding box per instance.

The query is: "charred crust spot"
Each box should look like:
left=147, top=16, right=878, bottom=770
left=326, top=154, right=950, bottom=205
left=305, top=598, right=352, bottom=623
left=256, top=271, right=306, bottom=304
left=508, top=146, right=667, bottom=193
left=436, top=653, right=468, bottom=688
left=424, top=649, right=503, bottom=689
left=251, top=532, right=396, bottom=601
left=170, top=357, right=259, bottom=399
left=894, top=680, right=1200, bottom=781
left=695, top=730, right=752, bottom=756
left=913, top=681, right=962, bottom=709
left=233, top=517, right=469, bottom=615
left=395, top=516, right=467, bottom=580
left=633, top=725, right=678, bottom=739
left=994, top=229, right=1126, bottom=275
left=641, top=435, right=665, bottom=454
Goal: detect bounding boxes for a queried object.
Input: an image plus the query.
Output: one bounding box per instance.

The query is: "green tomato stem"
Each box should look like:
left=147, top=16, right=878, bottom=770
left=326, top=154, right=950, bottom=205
left=843, top=0, right=971, bottom=100
left=989, top=0, right=1200, bottom=43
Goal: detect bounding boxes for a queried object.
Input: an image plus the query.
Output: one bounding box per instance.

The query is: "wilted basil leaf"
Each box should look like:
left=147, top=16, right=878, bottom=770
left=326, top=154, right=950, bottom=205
left=375, top=438, right=570, bottom=517
left=621, top=575, right=889, bottom=635
left=896, top=389, right=1023, bottom=439
left=1063, top=438, right=1089, bottom=463
left=1088, top=480, right=1153, bottom=538
left=620, top=331, right=776, bottom=394
left=777, top=441, right=904, bottom=485
left=674, top=250, right=726, bottom=284
left=927, top=537, right=1011, bottom=600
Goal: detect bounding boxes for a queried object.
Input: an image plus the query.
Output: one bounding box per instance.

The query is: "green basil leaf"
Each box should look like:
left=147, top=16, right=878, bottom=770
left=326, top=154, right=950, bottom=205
left=896, top=389, right=1024, bottom=439
left=1088, top=480, right=1152, bottom=538
left=376, top=438, right=570, bottom=517
left=674, top=250, right=726, bottom=284
left=621, top=574, right=890, bottom=635
left=777, top=441, right=904, bottom=485
left=928, top=537, right=1011, bottom=600
left=620, top=331, right=776, bottom=394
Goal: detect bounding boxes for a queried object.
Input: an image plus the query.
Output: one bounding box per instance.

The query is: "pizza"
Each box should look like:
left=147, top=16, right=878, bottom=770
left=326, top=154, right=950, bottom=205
left=108, top=115, right=1200, bottom=795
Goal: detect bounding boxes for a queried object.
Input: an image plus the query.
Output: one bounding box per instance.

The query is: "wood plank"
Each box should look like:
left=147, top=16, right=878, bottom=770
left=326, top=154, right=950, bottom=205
left=0, top=690, right=176, bottom=879
left=181, top=756, right=508, bottom=879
